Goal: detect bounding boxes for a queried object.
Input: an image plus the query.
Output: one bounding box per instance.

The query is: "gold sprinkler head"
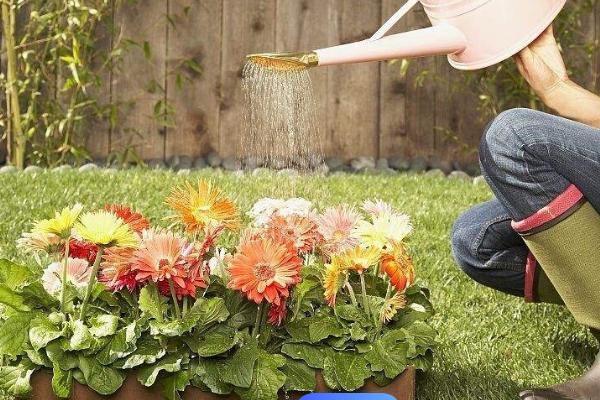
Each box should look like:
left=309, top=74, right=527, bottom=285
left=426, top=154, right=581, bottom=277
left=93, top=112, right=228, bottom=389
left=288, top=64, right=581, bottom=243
left=246, top=51, right=319, bottom=71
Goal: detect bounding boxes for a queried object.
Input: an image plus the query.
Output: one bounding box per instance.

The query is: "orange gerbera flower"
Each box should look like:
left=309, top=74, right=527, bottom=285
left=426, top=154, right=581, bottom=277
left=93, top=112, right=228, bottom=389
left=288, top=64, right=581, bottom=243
left=104, top=204, right=150, bottom=233
left=336, top=246, right=382, bottom=274
left=381, top=242, right=415, bottom=292
left=131, top=230, right=192, bottom=288
left=381, top=293, right=407, bottom=323
left=227, top=238, right=302, bottom=305
left=165, top=180, right=240, bottom=233
left=265, top=214, right=322, bottom=253
left=100, top=247, right=139, bottom=292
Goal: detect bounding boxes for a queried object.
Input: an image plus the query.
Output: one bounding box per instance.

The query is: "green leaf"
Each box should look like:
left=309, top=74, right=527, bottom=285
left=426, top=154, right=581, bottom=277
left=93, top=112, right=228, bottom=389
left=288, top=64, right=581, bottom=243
left=78, top=356, right=125, bottom=395
left=285, top=319, right=312, bottom=343
left=308, top=315, right=347, bottom=343
left=322, top=352, right=371, bottom=392
left=364, top=335, right=409, bottom=379
left=114, top=336, right=165, bottom=369
left=22, top=281, right=59, bottom=309
left=96, top=321, right=138, bottom=365
left=52, top=363, right=73, bottom=398
left=69, top=320, right=94, bottom=351
left=194, top=359, right=233, bottom=395
left=0, top=283, right=30, bottom=311
left=139, top=284, right=166, bottom=321
left=45, top=341, right=79, bottom=370
left=224, top=291, right=255, bottom=329
left=25, top=348, right=52, bottom=367
left=409, top=349, right=433, bottom=371
left=350, top=323, right=367, bottom=341
left=335, top=304, right=372, bottom=327
left=138, top=353, right=187, bottom=387
left=182, top=297, right=229, bottom=333
left=220, top=335, right=258, bottom=388
left=189, top=324, right=238, bottom=357
left=280, top=343, right=333, bottom=369
left=235, top=351, right=286, bottom=400
left=0, top=259, right=33, bottom=290
left=282, top=358, right=316, bottom=392
left=290, top=278, right=320, bottom=319
left=0, top=312, right=34, bottom=356
left=89, top=314, right=119, bottom=337
left=0, top=361, right=37, bottom=397
left=29, top=315, right=64, bottom=351
left=160, top=371, right=190, bottom=400
left=143, top=41, right=152, bottom=60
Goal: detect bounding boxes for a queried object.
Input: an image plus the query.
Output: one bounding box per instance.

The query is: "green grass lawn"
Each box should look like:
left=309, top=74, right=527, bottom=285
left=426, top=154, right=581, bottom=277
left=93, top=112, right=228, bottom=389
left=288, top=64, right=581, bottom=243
left=0, top=169, right=597, bottom=399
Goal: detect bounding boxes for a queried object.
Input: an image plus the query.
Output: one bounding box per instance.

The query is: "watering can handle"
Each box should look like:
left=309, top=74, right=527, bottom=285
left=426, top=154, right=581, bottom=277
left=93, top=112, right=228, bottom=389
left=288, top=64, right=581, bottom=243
left=370, top=0, right=420, bottom=41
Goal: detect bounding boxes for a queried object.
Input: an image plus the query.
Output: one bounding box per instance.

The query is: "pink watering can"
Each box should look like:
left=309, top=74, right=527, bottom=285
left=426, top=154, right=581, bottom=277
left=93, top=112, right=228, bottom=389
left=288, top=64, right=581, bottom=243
left=248, top=0, right=567, bottom=71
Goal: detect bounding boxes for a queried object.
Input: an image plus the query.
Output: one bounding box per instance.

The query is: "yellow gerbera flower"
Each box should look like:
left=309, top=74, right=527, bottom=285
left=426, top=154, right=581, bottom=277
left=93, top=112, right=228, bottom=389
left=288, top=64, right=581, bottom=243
left=337, top=245, right=382, bottom=274
left=33, top=204, right=83, bottom=238
left=74, top=211, right=138, bottom=247
left=381, top=293, right=407, bottom=323
left=323, top=257, right=344, bottom=306
left=165, top=180, right=240, bottom=233
left=353, top=211, right=412, bottom=249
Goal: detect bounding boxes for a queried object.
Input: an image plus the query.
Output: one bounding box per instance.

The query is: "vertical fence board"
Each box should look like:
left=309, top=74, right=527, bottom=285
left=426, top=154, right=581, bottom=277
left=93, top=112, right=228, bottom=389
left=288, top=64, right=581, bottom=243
left=219, top=0, right=277, bottom=158
left=166, top=0, right=222, bottom=159
left=327, top=0, right=381, bottom=160
left=275, top=0, right=330, bottom=155
left=111, top=1, right=167, bottom=161
left=379, top=0, right=409, bottom=158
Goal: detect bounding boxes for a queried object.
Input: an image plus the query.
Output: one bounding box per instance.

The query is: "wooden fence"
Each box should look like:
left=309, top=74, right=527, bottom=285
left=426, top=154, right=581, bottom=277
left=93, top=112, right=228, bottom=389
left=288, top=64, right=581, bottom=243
left=83, top=0, right=600, bottom=165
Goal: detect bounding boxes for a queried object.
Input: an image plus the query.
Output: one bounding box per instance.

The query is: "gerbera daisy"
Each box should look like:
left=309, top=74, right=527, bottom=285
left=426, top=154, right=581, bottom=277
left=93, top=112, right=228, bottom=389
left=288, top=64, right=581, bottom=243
left=67, top=239, right=99, bottom=264
left=362, top=199, right=395, bottom=218
left=104, top=204, right=150, bottom=233
left=74, top=211, right=138, bottom=247
left=157, top=263, right=207, bottom=299
left=42, top=257, right=91, bottom=295
left=323, top=257, right=345, bottom=306
left=381, top=292, right=407, bottom=323
left=227, top=238, right=302, bottom=305
left=267, top=299, right=288, bottom=326
left=100, top=247, right=139, bottom=292
left=17, top=232, right=62, bottom=254
left=33, top=204, right=83, bottom=238
left=248, top=198, right=313, bottom=227
left=353, top=211, right=412, bottom=249
left=265, top=214, right=322, bottom=253
left=165, top=180, right=240, bottom=233
left=381, top=242, right=415, bottom=292
left=337, top=245, right=382, bottom=274
left=131, top=230, right=191, bottom=287
left=317, top=205, right=362, bottom=256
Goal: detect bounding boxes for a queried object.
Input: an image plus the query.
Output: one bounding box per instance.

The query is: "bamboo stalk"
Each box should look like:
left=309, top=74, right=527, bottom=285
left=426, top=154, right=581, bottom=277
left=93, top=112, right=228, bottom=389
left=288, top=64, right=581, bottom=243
left=1, top=0, right=25, bottom=168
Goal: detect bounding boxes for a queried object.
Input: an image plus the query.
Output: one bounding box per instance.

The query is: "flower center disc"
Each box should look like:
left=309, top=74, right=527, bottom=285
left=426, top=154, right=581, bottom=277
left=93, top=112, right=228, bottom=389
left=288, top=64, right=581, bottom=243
left=255, top=262, right=276, bottom=280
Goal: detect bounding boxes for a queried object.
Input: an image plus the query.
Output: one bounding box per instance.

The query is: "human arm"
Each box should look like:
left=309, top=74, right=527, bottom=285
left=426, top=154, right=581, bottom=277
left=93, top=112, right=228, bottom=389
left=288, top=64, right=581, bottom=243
left=514, top=25, right=600, bottom=129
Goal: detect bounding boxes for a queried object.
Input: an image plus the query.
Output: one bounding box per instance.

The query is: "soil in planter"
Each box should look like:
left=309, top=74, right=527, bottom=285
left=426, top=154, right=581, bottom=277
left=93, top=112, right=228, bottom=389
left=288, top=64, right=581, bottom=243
left=241, top=60, right=324, bottom=173
left=30, top=368, right=415, bottom=400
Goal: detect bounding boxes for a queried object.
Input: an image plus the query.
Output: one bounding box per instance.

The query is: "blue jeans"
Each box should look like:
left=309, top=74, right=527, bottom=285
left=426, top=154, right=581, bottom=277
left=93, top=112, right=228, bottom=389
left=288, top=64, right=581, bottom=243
left=452, top=108, right=600, bottom=297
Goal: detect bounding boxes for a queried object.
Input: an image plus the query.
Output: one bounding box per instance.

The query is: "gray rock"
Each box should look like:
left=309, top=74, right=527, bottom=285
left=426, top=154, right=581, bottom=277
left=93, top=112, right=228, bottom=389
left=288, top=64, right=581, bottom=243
left=54, top=165, right=72, bottom=172
left=325, top=157, right=345, bottom=171
left=252, top=167, right=272, bottom=176
left=177, top=168, right=191, bottom=176
left=193, top=156, right=207, bottom=169
left=79, top=163, right=98, bottom=172
left=376, top=158, right=389, bottom=170
left=376, top=167, right=396, bottom=175
left=243, top=156, right=263, bottom=170
left=24, top=165, right=43, bottom=173
left=351, top=156, right=376, bottom=171
left=473, top=175, right=487, bottom=186
left=429, top=158, right=454, bottom=174
left=426, top=168, right=446, bottom=177
left=277, top=168, right=300, bottom=177
left=147, top=159, right=167, bottom=169
left=465, top=163, right=481, bottom=176
left=169, top=155, right=192, bottom=170
left=222, top=157, right=242, bottom=171
left=313, top=163, right=330, bottom=176
left=206, top=152, right=222, bottom=168
left=103, top=168, right=118, bottom=174
left=232, top=170, right=245, bottom=178
left=409, top=157, right=428, bottom=172
left=389, top=156, right=410, bottom=171
left=0, top=165, right=17, bottom=173
left=449, top=170, right=472, bottom=181
left=308, top=154, right=324, bottom=168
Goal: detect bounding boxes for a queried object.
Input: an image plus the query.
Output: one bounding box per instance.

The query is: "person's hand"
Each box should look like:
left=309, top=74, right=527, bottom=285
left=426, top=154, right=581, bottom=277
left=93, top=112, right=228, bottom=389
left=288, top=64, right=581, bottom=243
left=514, top=25, right=570, bottom=104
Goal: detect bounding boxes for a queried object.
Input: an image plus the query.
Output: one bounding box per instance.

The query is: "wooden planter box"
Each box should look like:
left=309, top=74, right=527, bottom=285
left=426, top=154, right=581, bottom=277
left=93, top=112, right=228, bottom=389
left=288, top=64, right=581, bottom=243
left=31, top=368, right=415, bottom=400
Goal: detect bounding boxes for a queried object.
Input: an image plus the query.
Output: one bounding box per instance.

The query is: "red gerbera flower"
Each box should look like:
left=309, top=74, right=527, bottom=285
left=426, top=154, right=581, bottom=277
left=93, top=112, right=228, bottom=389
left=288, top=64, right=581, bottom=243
left=100, top=247, right=140, bottom=292
left=104, top=204, right=150, bottom=233
left=67, top=239, right=99, bottom=264
left=267, top=299, right=288, bottom=326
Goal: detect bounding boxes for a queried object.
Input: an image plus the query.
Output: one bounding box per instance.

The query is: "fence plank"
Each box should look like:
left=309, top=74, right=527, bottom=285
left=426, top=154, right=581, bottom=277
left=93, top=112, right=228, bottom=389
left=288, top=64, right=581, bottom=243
left=166, top=0, right=222, bottom=159
left=275, top=0, right=330, bottom=157
left=219, top=0, right=277, bottom=158
left=111, top=1, right=167, bottom=161
left=327, top=0, right=381, bottom=160
left=379, top=0, right=409, bottom=158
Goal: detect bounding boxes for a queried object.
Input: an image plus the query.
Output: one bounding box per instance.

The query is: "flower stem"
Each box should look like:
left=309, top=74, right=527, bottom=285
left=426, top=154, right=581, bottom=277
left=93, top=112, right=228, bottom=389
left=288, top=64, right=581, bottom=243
left=182, top=296, right=188, bottom=317
left=78, top=247, right=104, bottom=320
left=344, top=281, right=358, bottom=307
left=359, top=272, right=370, bottom=318
left=169, top=280, right=182, bottom=320
left=252, top=302, right=264, bottom=338
left=60, top=236, right=70, bottom=312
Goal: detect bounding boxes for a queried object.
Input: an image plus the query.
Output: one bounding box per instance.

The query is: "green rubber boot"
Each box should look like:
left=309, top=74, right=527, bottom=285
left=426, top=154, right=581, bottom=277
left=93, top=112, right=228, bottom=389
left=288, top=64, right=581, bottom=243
left=513, top=186, right=600, bottom=400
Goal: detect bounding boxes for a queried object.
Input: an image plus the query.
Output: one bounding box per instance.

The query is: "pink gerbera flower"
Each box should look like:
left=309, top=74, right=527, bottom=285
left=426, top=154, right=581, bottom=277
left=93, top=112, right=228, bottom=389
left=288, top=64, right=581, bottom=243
left=100, top=247, right=140, bottom=292
left=362, top=199, right=395, bottom=218
left=316, top=205, right=362, bottom=256
left=265, top=214, right=322, bottom=253
left=42, top=257, right=91, bottom=295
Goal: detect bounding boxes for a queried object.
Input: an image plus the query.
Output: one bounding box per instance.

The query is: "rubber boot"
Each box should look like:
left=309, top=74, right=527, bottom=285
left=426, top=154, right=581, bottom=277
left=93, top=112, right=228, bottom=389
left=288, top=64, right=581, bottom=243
left=525, top=252, right=564, bottom=305
left=513, top=185, right=600, bottom=400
